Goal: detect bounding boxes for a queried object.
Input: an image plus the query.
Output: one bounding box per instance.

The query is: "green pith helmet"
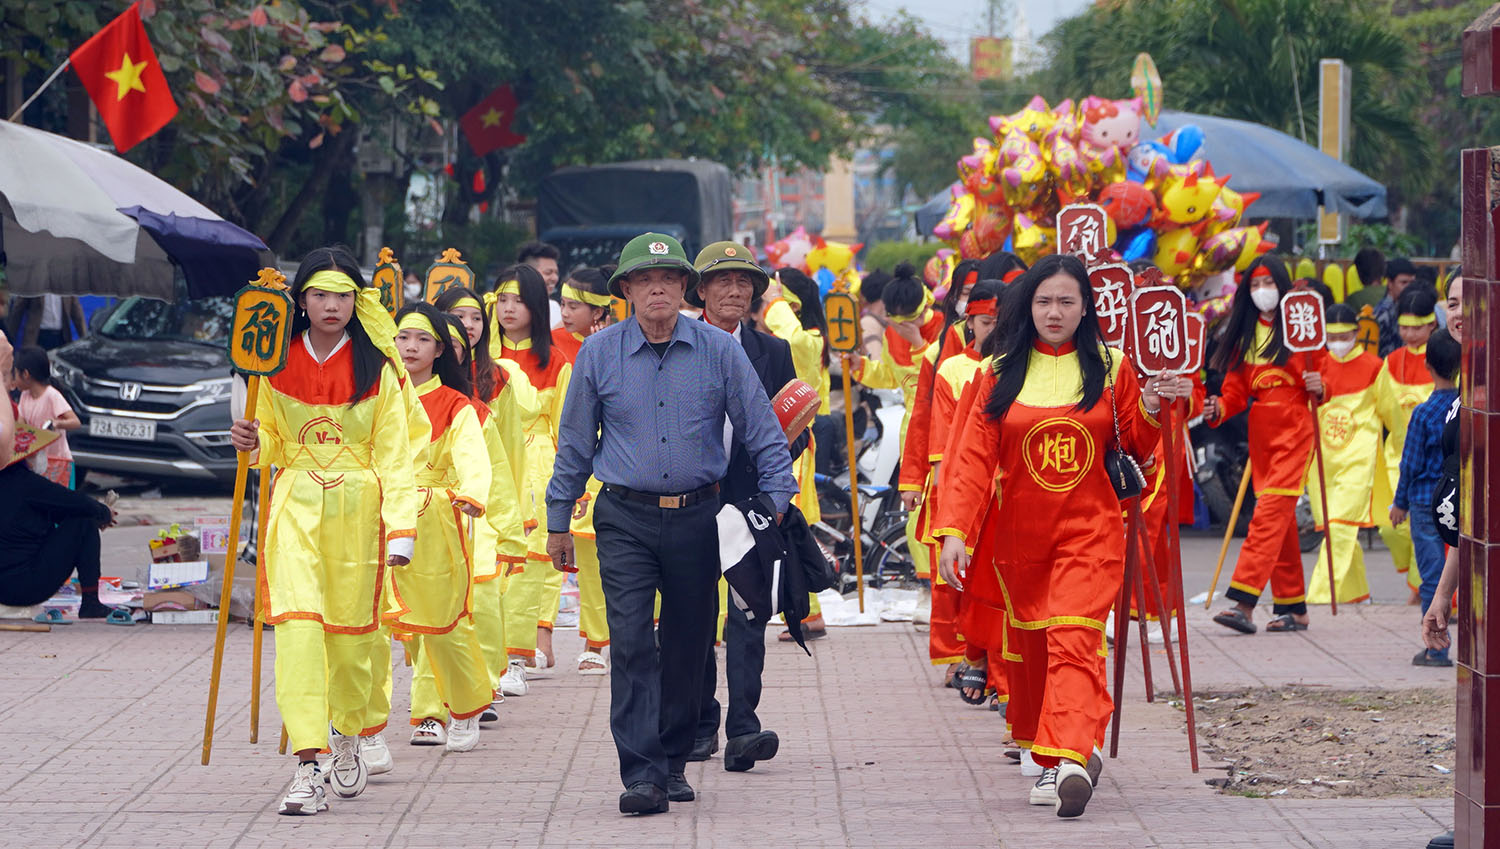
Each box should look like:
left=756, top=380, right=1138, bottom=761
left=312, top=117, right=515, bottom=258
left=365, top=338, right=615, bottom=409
left=607, top=232, right=699, bottom=298
left=686, top=241, right=769, bottom=308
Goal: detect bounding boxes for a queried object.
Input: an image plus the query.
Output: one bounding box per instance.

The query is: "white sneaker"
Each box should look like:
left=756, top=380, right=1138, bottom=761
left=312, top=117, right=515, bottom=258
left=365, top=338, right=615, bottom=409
left=446, top=715, right=480, bottom=752
left=912, top=584, right=932, bottom=626
left=1019, top=748, right=1043, bottom=777
left=360, top=733, right=393, bottom=775
left=409, top=718, right=446, bottom=746
left=499, top=659, right=529, bottom=696
left=1029, top=767, right=1059, bottom=806
left=326, top=726, right=367, bottom=799
left=1055, top=761, right=1094, bottom=818
left=1146, top=620, right=1166, bottom=645
left=278, top=762, right=327, bottom=815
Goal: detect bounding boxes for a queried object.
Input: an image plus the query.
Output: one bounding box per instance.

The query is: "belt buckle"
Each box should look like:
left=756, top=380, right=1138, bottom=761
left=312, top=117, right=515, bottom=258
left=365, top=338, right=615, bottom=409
left=658, top=494, right=684, bottom=509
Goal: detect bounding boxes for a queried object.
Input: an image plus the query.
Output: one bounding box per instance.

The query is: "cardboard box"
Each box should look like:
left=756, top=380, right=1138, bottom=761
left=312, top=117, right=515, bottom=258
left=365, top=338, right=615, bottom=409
left=151, top=609, right=220, bottom=625
left=142, top=589, right=210, bottom=613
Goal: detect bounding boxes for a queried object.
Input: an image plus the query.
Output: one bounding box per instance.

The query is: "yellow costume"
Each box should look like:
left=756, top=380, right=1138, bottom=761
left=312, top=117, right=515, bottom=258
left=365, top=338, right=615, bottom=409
left=762, top=298, right=827, bottom=618
left=1306, top=346, right=1383, bottom=604
left=498, top=336, right=571, bottom=661
left=390, top=371, right=494, bottom=724
left=1374, top=343, right=1433, bottom=591
left=255, top=277, right=416, bottom=756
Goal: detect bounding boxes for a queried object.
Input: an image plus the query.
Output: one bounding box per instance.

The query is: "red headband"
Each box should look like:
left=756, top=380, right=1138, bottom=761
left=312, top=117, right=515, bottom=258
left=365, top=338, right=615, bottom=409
left=966, top=298, right=997, bottom=317
left=1002, top=269, right=1025, bottom=283
left=1250, top=266, right=1274, bottom=281
left=960, top=269, right=980, bottom=287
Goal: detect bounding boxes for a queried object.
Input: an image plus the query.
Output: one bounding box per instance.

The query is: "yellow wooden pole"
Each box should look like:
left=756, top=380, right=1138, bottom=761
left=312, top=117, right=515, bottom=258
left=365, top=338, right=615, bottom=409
left=842, top=367, right=865, bottom=612
left=249, top=459, right=273, bottom=742
left=1204, top=459, right=1252, bottom=611
left=202, top=375, right=260, bottom=765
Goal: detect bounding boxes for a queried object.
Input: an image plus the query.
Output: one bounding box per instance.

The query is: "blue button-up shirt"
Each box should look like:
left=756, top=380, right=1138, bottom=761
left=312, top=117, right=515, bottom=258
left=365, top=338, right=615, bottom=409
left=546, top=315, right=798, bottom=532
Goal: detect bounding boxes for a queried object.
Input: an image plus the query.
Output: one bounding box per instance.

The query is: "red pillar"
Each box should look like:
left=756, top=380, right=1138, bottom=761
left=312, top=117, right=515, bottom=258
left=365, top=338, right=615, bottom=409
left=1457, top=11, right=1500, bottom=844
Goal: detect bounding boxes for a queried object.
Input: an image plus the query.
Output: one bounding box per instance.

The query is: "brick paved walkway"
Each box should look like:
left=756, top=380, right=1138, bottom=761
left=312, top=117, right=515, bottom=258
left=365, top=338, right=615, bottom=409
left=0, top=600, right=1453, bottom=849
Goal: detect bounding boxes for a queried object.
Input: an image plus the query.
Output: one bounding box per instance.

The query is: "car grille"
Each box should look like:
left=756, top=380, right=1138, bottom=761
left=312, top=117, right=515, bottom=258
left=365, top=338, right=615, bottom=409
left=75, top=389, right=182, bottom=415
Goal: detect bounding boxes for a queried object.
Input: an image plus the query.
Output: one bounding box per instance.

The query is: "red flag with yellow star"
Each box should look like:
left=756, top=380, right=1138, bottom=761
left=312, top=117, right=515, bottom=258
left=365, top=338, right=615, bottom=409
left=459, top=85, right=525, bottom=156
left=69, top=2, right=177, bottom=153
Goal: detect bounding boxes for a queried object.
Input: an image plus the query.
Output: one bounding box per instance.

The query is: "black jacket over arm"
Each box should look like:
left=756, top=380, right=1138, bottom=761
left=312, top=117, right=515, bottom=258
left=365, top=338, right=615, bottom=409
left=722, top=323, right=807, bottom=504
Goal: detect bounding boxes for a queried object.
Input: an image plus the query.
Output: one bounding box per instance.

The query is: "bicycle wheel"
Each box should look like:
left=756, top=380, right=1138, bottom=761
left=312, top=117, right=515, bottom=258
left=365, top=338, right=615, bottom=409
left=865, top=523, right=917, bottom=590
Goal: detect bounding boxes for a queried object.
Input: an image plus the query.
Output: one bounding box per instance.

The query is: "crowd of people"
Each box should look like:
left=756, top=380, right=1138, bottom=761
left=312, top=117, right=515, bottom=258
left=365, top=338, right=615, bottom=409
left=0, top=229, right=1464, bottom=824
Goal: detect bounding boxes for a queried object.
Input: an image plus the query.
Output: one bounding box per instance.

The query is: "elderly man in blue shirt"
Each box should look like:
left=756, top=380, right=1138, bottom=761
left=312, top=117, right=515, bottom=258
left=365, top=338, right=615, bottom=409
left=546, top=232, right=798, bottom=816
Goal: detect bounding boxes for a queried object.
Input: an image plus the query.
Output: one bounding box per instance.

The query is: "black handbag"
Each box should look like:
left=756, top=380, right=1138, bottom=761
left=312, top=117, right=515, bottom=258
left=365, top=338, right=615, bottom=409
left=1103, top=349, right=1147, bottom=501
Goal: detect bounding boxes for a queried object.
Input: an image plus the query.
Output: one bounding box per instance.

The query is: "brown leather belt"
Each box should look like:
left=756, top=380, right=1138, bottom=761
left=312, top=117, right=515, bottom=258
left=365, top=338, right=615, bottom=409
left=603, top=482, right=720, bottom=509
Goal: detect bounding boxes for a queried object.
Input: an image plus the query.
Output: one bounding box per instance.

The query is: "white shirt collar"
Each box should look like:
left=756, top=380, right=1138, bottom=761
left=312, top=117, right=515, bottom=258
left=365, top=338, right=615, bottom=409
left=303, top=330, right=350, bottom=364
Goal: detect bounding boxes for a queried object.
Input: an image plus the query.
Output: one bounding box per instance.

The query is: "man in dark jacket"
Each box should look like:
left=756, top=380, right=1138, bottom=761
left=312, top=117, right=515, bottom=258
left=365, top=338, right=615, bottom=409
left=687, top=241, right=807, bottom=772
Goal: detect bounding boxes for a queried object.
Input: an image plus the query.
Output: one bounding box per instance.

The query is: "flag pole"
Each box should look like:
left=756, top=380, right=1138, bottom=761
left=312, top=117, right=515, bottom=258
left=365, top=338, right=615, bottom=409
left=7, top=59, right=72, bottom=122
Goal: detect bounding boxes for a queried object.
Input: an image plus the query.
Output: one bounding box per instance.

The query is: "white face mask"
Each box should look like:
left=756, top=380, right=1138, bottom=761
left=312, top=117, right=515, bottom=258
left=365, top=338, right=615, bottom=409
left=1327, top=339, right=1356, bottom=358
left=1250, top=287, right=1280, bottom=313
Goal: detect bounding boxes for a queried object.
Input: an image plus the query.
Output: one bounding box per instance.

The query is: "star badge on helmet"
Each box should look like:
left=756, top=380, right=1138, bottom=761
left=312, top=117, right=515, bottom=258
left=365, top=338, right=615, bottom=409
left=648, top=241, right=668, bottom=255
left=724, top=246, right=738, bottom=257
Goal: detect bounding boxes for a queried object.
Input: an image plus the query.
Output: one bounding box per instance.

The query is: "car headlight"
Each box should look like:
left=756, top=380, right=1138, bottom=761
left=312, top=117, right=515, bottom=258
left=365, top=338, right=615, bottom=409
left=52, top=358, right=83, bottom=388
left=193, top=377, right=233, bottom=403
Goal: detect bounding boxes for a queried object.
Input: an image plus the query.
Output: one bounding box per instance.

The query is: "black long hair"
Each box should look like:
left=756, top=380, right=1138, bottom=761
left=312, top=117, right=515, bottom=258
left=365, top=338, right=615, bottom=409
left=562, top=266, right=613, bottom=326
left=777, top=267, right=831, bottom=367
left=983, top=253, right=1109, bottom=424
left=434, top=285, right=501, bottom=403
left=940, top=259, right=983, bottom=325
left=290, top=245, right=384, bottom=406
left=1209, top=255, right=1293, bottom=372
left=496, top=263, right=553, bottom=369
left=977, top=251, right=1028, bottom=283
left=395, top=302, right=472, bottom=396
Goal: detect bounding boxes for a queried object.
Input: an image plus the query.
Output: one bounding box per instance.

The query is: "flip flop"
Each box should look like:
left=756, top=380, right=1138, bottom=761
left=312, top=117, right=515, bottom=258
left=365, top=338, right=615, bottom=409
left=1212, top=608, right=1256, bottom=634
left=1264, top=614, right=1308, bottom=633
left=104, top=608, right=136, bottom=626
left=33, top=609, right=70, bottom=625
left=955, top=666, right=991, bottom=705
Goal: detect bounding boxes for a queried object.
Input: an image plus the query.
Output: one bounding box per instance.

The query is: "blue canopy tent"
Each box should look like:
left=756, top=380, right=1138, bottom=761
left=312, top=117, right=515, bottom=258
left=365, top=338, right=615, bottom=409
left=915, top=109, right=1387, bottom=236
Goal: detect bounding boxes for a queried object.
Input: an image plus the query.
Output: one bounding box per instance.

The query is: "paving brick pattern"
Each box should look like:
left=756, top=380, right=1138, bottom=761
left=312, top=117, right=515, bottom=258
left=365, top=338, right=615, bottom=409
left=0, top=601, right=1454, bottom=849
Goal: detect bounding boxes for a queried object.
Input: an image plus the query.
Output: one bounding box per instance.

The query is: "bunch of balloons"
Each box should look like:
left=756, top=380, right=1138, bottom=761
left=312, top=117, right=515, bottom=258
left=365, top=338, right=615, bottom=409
left=765, top=226, right=864, bottom=297
left=933, top=94, right=1272, bottom=296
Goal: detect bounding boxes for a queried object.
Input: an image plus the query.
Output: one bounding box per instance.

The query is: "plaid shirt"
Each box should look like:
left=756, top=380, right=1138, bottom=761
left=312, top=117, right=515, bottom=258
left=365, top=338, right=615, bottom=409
left=1395, top=387, right=1460, bottom=511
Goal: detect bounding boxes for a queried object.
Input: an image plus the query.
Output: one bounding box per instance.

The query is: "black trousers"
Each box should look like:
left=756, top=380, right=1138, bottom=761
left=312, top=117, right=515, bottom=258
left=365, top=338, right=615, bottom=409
left=595, top=489, right=720, bottom=789
left=697, top=600, right=767, bottom=742
left=0, top=517, right=102, bottom=606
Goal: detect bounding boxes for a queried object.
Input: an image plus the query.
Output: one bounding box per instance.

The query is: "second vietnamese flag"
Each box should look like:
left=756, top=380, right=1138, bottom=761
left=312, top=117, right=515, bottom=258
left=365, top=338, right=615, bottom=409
left=70, top=2, right=177, bottom=153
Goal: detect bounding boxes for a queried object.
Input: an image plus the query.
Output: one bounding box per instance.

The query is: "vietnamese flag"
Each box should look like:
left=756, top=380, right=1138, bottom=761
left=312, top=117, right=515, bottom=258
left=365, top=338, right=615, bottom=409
left=69, top=3, right=178, bottom=153
left=459, top=85, right=526, bottom=156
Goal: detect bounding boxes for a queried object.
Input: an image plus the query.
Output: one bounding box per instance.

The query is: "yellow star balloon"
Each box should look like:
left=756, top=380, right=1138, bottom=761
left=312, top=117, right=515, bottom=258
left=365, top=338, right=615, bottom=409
left=104, top=52, right=148, bottom=101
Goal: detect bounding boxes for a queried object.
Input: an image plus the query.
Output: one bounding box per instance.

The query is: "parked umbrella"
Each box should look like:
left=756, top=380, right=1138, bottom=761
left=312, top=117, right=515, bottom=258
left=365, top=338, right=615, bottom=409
left=0, top=120, right=273, bottom=300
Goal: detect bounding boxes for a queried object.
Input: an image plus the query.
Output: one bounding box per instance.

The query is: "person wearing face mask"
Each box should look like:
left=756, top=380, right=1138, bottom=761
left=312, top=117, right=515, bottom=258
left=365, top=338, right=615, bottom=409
left=933, top=254, right=1175, bottom=818
left=1304, top=303, right=1383, bottom=605
left=1374, top=287, right=1439, bottom=602
left=1204, top=259, right=1326, bottom=635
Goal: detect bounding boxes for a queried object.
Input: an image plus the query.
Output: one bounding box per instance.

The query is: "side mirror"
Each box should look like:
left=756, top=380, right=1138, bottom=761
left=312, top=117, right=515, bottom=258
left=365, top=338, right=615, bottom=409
left=87, top=301, right=115, bottom=333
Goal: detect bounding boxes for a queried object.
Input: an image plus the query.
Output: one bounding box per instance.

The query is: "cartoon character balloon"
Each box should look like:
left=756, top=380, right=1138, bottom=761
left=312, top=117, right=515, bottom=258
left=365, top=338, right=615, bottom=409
left=765, top=226, right=814, bottom=271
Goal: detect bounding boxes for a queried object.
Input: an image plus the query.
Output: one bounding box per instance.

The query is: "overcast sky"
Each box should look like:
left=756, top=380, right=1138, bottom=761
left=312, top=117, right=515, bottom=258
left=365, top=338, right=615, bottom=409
left=860, top=0, right=1093, bottom=57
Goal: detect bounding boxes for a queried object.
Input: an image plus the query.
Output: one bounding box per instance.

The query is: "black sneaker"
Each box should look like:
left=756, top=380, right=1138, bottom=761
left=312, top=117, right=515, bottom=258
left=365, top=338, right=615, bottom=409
left=687, top=735, right=718, bottom=762
left=666, top=771, right=695, bottom=802
left=1426, top=831, right=1454, bottom=849
left=724, top=730, right=779, bottom=772
left=618, top=782, right=668, bottom=815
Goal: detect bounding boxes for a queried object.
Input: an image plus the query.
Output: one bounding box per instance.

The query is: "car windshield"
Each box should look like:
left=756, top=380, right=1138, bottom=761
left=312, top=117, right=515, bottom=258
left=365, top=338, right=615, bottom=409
left=99, top=296, right=234, bottom=346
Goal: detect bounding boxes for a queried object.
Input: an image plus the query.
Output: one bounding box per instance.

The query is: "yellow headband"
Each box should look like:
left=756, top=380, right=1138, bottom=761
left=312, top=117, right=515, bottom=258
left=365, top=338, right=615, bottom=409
left=495, top=280, right=520, bottom=296
left=1326, top=322, right=1357, bottom=333
left=561, top=284, right=612, bottom=308
left=397, top=312, right=438, bottom=338
left=305, top=269, right=358, bottom=293
left=1398, top=313, right=1435, bottom=327
left=449, top=296, right=483, bottom=313
left=303, top=269, right=400, bottom=368
left=888, top=287, right=934, bottom=324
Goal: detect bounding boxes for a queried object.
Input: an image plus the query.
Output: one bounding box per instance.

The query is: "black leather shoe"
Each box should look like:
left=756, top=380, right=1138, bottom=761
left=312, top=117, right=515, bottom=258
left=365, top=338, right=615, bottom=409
left=686, top=735, right=718, bottom=762
left=618, top=782, right=668, bottom=815
left=1426, top=832, right=1454, bottom=849
left=666, top=771, right=695, bottom=802
left=724, top=730, right=779, bottom=772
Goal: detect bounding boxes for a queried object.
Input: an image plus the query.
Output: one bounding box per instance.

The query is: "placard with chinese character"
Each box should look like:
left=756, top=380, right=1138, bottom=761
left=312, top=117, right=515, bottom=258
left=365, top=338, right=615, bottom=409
left=228, top=268, right=295, bottom=377
left=1183, top=311, right=1206, bottom=372
left=1279, top=289, right=1326, bottom=353
left=373, top=247, right=403, bottom=318
left=1127, top=286, right=1190, bottom=375
left=425, top=247, right=474, bottom=304
left=1057, top=204, right=1109, bottom=264
left=825, top=292, right=860, bottom=353
left=1089, top=263, right=1134, bottom=347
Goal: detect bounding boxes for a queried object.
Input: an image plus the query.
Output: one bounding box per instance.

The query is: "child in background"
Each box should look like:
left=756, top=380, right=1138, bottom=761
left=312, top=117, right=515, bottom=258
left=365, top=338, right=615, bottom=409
left=13, top=346, right=79, bottom=487
left=1392, top=328, right=1461, bottom=667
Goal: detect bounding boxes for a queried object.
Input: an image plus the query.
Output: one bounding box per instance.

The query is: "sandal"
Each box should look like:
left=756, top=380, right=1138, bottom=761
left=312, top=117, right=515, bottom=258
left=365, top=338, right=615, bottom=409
left=947, top=662, right=969, bottom=689
left=527, top=650, right=554, bottom=676
left=1264, top=614, right=1309, bottom=633
left=956, top=665, right=991, bottom=705
left=1212, top=608, right=1257, bottom=635
left=576, top=650, right=608, bottom=676
left=104, top=608, right=135, bottom=626
left=33, top=609, right=70, bottom=625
